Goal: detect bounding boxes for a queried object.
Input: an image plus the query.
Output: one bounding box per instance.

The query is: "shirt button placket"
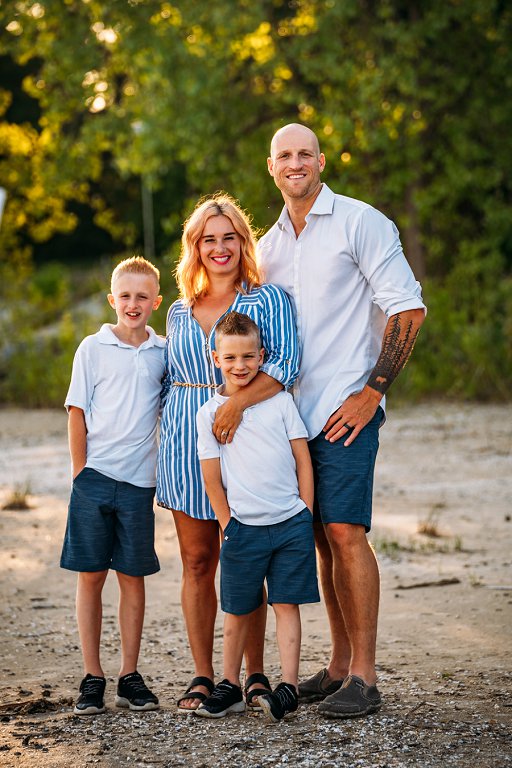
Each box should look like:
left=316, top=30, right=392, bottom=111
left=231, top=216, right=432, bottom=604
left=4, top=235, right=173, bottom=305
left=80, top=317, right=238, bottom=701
left=293, top=240, right=302, bottom=402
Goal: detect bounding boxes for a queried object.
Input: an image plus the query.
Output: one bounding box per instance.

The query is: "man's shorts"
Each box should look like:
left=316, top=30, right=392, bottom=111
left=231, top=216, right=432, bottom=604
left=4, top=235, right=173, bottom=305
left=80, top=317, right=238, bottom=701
left=219, top=508, right=320, bottom=616
left=60, top=467, right=160, bottom=577
left=308, top=406, right=384, bottom=532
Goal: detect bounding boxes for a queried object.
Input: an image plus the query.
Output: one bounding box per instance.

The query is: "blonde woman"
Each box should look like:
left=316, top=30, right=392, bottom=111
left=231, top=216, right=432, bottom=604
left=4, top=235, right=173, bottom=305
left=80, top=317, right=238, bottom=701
left=157, top=193, right=300, bottom=712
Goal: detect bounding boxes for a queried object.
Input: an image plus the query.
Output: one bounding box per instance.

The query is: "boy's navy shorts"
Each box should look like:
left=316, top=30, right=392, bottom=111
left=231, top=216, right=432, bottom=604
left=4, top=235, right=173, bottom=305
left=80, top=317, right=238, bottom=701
left=308, top=406, right=384, bottom=532
left=219, top=508, right=320, bottom=616
left=60, top=467, right=160, bottom=577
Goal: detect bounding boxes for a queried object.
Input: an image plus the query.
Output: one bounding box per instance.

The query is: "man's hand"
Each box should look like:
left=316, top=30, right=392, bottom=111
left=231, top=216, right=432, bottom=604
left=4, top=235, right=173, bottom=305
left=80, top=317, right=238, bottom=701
left=323, top=386, right=382, bottom=446
left=212, top=397, right=244, bottom=444
left=324, top=308, right=424, bottom=446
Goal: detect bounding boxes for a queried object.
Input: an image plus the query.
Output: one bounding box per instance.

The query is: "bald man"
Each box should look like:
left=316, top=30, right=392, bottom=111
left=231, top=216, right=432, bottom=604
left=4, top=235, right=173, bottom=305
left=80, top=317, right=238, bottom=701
left=257, top=123, right=426, bottom=718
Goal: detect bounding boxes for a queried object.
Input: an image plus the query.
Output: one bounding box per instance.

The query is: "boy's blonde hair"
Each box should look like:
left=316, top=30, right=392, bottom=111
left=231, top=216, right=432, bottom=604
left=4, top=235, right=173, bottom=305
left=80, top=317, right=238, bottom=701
left=111, top=256, right=160, bottom=292
left=215, top=311, right=261, bottom=347
left=175, top=192, right=261, bottom=305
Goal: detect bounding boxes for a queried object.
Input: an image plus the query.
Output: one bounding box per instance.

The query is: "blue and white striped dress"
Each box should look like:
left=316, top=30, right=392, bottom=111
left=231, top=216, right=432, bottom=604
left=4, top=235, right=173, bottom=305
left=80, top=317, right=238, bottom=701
left=156, top=284, right=300, bottom=520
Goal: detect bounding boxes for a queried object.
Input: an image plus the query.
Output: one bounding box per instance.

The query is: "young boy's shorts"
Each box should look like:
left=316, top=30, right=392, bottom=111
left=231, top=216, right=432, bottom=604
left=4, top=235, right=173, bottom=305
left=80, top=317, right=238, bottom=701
left=219, top=508, right=320, bottom=616
left=60, top=467, right=160, bottom=577
left=308, top=406, right=384, bottom=532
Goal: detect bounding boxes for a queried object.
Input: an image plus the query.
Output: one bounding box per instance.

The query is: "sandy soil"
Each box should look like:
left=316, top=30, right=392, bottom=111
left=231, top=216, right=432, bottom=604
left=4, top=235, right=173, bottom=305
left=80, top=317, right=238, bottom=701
left=0, top=403, right=511, bottom=767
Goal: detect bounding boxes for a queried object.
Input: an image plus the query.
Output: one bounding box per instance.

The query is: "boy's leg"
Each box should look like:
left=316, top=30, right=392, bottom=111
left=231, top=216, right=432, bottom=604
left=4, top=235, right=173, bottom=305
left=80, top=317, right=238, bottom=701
left=258, top=603, right=301, bottom=723
left=116, top=572, right=145, bottom=676
left=223, top=612, right=251, bottom=685
left=272, top=603, right=301, bottom=689
left=76, top=570, right=108, bottom=676
left=115, top=572, right=159, bottom=711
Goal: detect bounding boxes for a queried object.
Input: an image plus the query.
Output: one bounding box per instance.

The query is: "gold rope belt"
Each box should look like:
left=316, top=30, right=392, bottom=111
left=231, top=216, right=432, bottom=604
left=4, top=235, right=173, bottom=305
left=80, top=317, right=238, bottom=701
left=173, top=381, right=216, bottom=389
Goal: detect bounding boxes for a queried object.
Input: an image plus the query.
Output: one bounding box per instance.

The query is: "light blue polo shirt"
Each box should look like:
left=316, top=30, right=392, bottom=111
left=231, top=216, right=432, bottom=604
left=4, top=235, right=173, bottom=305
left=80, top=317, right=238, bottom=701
left=65, top=324, right=165, bottom=488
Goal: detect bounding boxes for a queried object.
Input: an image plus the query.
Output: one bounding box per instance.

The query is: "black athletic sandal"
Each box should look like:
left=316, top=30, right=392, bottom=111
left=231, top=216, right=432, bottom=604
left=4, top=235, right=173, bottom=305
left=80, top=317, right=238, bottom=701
left=177, top=676, right=215, bottom=713
left=244, top=673, right=272, bottom=711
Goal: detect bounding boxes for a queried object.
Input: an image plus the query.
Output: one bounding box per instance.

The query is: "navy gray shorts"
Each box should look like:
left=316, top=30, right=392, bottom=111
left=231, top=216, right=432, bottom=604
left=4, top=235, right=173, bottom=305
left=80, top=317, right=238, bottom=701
left=60, top=467, right=160, bottom=577
left=308, top=406, right=384, bottom=532
left=219, top=508, right=320, bottom=616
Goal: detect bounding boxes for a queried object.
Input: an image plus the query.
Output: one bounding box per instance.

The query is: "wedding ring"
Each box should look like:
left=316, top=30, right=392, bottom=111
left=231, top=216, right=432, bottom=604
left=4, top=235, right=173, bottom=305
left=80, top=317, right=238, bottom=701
left=221, top=430, right=228, bottom=436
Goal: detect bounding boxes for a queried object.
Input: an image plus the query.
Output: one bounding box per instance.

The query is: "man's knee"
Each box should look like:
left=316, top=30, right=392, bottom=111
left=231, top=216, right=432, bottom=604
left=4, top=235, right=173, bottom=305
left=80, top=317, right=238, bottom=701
left=325, top=522, right=368, bottom=552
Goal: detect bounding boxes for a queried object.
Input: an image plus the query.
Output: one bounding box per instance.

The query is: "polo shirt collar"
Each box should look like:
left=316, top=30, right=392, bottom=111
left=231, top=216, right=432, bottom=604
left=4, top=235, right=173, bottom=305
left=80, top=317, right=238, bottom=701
left=97, top=323, right=165, bottom=349
left=277, top=183, right=335, bottom=232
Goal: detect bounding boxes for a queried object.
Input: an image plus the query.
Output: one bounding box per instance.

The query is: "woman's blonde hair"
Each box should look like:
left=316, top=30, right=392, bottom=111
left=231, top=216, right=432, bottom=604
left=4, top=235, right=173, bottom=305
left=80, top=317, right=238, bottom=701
left=175, top=192, right=261, bottom=304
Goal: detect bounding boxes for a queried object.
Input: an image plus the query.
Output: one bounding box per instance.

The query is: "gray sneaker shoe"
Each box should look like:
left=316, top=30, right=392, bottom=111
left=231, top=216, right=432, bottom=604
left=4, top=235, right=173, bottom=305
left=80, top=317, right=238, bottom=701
left=317, top=674, right=381, bottom=718
left=298, top=668, right=344, bottom=702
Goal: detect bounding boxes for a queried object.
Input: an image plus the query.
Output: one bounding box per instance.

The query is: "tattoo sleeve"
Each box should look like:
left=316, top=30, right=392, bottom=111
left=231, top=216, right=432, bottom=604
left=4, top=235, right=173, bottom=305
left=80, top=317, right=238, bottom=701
left=366, top=313, right=421, bottom=395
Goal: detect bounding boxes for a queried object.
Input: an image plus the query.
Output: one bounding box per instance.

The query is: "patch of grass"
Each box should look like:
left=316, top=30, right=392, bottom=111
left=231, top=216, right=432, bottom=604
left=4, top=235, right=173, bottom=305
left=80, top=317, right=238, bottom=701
left=2, top=483, right=32, bottom=510
left=371, top=536, right=414, bottom=561
left=417, top=503, right=446, bottom=538
left=371, top=533, right=464, bottom=560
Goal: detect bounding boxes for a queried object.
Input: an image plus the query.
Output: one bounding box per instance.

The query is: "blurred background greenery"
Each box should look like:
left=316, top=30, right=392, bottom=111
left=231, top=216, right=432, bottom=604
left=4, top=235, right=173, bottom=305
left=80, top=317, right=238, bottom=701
left=0, top=0, right=511, bottom=407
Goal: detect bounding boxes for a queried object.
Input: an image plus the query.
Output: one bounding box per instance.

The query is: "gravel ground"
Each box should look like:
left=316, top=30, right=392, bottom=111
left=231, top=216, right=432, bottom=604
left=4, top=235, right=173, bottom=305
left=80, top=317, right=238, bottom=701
left=0, top=403, right=511, bottom=767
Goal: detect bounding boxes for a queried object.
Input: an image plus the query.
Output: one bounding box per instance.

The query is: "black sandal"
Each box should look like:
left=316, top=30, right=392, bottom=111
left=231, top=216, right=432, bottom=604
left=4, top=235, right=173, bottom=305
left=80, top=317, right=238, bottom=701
left=177, top=676, right=215, bottom=713
left=244, top=673, right=271, bottom=711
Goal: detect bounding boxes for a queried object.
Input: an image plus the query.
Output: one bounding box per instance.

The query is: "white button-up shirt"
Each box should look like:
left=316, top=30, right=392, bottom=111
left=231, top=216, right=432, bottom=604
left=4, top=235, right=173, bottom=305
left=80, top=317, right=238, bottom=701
left=257, top=184, right=426, bottom=439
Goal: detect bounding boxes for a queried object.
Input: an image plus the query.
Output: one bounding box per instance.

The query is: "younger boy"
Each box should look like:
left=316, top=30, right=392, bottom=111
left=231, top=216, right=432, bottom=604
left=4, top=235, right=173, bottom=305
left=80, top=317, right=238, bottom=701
left=195, top=312, right=320, bottom=722
left=60, top=256, right=165, bottom=715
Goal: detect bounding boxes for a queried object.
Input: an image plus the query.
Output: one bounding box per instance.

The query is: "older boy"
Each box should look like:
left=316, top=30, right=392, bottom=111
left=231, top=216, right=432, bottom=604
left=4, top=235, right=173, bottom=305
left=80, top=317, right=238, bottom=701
left=60, top=256, right=165, bottom=715
left=195, top=312, right=319, bottom=722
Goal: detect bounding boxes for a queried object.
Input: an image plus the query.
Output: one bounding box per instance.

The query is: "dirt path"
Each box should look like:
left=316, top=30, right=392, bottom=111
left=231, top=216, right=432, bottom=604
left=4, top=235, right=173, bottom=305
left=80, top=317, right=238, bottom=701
left=0, top=403, right=511, bottom=767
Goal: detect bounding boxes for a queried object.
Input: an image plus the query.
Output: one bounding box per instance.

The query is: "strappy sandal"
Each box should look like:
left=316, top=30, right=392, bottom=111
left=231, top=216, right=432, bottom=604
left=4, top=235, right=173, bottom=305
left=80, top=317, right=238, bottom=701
left=244, top=673, right=271, bottom=711
left=176, top=676, right=215, bottom=713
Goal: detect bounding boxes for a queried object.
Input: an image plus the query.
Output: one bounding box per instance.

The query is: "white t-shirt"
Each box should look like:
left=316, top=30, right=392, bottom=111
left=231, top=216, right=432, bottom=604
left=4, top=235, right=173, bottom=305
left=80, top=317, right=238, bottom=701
left=196, top=390, right=308, bottom=526
left=65, top=324, right=166, bottom=487
left=258, top=183, right=426, bottom=438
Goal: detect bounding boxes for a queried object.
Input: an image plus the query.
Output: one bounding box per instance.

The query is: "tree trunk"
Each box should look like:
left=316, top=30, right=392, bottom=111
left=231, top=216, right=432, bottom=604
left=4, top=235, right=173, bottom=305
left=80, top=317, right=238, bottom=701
left=403, top=182, right=426, bottom=281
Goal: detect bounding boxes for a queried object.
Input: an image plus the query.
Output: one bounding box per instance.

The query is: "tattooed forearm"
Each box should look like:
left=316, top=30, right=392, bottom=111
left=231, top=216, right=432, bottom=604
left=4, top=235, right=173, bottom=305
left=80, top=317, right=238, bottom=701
left=367, top=313, right=421, bottom=395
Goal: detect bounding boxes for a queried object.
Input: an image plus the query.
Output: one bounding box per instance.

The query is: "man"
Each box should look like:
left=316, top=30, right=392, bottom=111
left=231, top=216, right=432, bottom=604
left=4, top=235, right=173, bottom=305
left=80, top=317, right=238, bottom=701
left=257, top=123, right=426, bottom=719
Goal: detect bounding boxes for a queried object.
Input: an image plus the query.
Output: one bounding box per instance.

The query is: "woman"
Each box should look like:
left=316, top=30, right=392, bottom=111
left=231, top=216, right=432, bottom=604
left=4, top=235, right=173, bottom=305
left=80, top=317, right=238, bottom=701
left=157, top=193, right=300, bottom=712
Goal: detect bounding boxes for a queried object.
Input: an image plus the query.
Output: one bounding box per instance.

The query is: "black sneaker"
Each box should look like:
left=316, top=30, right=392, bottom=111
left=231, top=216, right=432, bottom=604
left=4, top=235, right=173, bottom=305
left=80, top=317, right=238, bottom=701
left=115, top=671, right=159, bottom=711
left=74, top=674, right=106, bottom=715
left=195, top=679, right=245, bottom=718
left=259, top=682, right=299, bottom=722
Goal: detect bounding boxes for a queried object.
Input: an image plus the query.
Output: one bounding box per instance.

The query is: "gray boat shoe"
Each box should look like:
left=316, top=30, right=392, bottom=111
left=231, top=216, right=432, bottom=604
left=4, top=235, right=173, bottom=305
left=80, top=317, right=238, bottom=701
left=298, top=668, right=344, bottom=703
left=317, top=674, right=381, bottom=718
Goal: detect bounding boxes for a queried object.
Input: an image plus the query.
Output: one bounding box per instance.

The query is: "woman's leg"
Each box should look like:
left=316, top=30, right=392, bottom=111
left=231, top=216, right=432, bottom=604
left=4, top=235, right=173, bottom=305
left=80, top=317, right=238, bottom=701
left=172, top=509, right=220, bottom=709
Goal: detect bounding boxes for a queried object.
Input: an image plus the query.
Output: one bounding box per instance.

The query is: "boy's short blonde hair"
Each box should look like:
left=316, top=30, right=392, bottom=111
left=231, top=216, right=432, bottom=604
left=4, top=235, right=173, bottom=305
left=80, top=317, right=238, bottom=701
left=215, top=311, right=261, bottom=347
left=111, top=256, right=160, bottom=292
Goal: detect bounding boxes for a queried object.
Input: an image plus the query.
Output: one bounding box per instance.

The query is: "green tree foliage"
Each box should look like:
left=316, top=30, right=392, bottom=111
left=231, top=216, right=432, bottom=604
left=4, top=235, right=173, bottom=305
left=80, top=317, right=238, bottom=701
left=0, top=0, right=511, bottom=403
